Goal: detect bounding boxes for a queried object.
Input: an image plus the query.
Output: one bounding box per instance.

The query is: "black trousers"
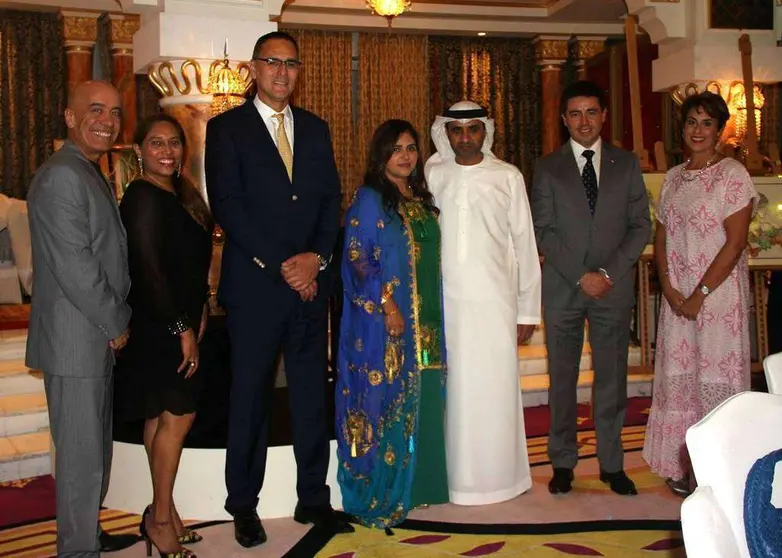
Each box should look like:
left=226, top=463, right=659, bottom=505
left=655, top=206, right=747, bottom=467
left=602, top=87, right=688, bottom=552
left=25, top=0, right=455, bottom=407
left=224, top=296, right=330, bottom=515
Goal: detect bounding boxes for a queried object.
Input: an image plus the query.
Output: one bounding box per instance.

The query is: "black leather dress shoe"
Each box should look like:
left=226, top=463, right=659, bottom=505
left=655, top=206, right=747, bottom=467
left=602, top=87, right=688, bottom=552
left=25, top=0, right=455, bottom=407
left=233, top=510, right=267, bottom=548
left=600, top=470, right=638, bottom=495
left=99, top=530, right=140, bottom=552
left=548, top=467, right=574, bottom=494
left=294, top=503, right=355, bottom=534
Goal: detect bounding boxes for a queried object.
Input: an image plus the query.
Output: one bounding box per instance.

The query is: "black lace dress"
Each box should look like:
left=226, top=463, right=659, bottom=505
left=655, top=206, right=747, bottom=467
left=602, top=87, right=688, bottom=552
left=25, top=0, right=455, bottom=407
left=114, top=179, right=212, bottom=420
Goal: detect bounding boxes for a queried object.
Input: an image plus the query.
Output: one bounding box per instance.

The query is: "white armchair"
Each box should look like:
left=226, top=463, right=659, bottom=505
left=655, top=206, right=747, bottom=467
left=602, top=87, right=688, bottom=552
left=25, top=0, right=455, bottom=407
left=763, top=352, right=782, bottom=395
left=681, top=391, right=782, bottom=557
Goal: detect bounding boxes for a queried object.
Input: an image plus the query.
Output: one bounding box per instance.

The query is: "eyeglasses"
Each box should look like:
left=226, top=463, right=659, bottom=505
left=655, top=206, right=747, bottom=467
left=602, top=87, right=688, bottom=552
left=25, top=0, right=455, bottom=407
left=253, top=57, right=303, bottom=71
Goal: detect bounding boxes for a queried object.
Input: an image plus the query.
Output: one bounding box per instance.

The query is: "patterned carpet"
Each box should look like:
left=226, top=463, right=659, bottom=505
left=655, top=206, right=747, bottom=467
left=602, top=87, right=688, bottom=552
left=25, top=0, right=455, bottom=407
left=305, top=519, right=684, bottom=557
left=0, top=399, right=684, bottom=557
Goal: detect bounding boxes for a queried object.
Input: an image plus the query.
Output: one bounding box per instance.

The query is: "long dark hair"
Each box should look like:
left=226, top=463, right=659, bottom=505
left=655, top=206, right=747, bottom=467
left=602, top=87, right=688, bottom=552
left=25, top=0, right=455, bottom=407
left=363, top=119, right=438, bottom=217
left=133, top=113, right=214, bottom=232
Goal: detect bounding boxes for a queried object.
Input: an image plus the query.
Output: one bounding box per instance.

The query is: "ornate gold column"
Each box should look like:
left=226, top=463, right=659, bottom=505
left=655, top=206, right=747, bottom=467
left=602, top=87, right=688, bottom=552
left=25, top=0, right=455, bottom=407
left=109, top=14, right=141, bottom=143
left=59, top=10, right=99, bottom=93
left=573, top=36, right=606, bottom=81
left=534, top=35, right=569, bottom=156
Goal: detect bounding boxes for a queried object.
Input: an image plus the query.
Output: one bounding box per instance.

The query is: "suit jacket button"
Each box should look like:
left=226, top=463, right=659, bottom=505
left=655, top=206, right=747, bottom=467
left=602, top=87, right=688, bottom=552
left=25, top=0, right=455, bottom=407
left=292, top=194, right=298, bottom=201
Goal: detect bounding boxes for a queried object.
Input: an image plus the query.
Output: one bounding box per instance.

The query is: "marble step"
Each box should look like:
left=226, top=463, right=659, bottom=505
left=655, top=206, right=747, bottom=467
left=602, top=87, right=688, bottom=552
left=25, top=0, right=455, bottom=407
left=0, top=391, right=48, bottom=438
left=0, top=359, right=42, bottom=396
left=520, top=369, right=654, bottom=408
left=0, top=329, right=28, bottom=361
left=0, top=430, right=50, bottom=482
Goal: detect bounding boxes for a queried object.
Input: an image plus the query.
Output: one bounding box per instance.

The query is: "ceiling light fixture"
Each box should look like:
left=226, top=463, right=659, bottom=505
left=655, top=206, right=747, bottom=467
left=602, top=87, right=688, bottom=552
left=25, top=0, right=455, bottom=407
left=366, top=0, right=412, bottom=29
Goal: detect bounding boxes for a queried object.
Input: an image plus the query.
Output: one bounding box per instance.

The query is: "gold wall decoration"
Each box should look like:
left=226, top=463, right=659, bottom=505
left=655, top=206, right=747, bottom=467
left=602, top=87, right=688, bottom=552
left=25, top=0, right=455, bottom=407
left=147, top=59, right=252, bottom=98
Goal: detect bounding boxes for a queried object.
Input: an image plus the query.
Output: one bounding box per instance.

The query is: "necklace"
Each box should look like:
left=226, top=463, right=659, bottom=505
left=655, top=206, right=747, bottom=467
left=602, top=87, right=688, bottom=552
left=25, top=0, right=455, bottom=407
left=680, top=152, right=720, bottom=182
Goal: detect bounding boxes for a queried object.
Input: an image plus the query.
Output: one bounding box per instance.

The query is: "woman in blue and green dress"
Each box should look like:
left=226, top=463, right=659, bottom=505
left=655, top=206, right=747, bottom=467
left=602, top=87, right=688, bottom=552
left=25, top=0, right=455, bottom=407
left=336, top=119, right=448, bottom=530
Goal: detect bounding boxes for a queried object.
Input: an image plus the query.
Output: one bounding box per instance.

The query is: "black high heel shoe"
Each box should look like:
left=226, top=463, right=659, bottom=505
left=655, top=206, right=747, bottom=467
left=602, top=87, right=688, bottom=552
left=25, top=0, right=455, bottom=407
left=139, top=506, right=197, bottom=558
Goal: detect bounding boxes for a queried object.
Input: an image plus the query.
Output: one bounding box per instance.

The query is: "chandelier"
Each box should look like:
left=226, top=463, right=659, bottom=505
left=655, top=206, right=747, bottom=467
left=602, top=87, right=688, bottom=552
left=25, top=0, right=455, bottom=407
left=208, top=42, right=251, bottom=115
left=366, top=0, right=412, bottom=28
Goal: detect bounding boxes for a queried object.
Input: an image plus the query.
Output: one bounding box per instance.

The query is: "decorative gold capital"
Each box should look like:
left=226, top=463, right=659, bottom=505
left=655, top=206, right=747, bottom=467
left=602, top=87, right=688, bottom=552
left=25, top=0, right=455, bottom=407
left=575, top=39, right=606, bottom=62
left=109, top=15, right=140, bottom=46
left=533, top=36, right=569, bottom=65
left=59, top=10, right=99, bottom=43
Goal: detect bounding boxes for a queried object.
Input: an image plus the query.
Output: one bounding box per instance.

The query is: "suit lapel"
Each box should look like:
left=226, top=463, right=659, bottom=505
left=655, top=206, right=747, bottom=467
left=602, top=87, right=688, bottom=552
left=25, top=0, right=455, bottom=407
left=594, top=143, right=617, bottom=221
left=291, top=106, right=307, bottom=186
left=63, top=141, right=127, bottom=245
left=555, top=142, right=592, bottom=218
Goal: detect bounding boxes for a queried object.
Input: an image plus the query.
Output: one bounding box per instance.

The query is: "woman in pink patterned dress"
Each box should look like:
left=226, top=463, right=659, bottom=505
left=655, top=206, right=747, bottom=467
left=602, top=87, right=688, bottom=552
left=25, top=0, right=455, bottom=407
left=642, top=92, right=758, bottom=497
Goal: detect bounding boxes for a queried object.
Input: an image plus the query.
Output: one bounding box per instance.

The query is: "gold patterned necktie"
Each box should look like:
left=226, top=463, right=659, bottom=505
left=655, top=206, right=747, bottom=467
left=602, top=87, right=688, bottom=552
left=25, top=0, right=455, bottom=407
left=272, top=113, right=293, bottom=181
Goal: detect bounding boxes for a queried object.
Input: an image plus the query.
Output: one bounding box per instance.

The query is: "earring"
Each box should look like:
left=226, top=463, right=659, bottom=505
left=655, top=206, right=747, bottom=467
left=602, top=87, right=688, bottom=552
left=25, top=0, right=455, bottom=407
left=137, top=156, right=144, bottom=175
left=176, top=163, right=181, bottom=178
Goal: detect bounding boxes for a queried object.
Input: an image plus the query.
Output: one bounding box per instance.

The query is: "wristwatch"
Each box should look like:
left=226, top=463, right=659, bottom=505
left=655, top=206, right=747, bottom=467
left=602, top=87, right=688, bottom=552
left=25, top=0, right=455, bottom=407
left=598, top=268, right=611, bottom=281
left=699, top=284, right=711, bottom=296
left=316, top=253, right=329, bottom=271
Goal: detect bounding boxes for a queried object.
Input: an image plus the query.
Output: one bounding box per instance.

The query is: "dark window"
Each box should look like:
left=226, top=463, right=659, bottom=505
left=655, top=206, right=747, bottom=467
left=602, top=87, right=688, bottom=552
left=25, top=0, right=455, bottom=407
left=710, top=0, right=774, bottom=30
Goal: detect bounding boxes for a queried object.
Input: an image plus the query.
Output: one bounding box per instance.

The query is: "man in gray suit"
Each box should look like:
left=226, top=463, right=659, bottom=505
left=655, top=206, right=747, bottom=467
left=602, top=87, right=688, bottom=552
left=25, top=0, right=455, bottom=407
left=531, top=80, right=650, bottom=496
left=26, top=81, right=138, bottom=556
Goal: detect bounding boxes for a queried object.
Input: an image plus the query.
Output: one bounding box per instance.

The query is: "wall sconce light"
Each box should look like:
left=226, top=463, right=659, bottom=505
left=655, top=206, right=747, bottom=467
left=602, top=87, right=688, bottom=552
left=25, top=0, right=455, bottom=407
left=728, top=82, right=764, bottom=144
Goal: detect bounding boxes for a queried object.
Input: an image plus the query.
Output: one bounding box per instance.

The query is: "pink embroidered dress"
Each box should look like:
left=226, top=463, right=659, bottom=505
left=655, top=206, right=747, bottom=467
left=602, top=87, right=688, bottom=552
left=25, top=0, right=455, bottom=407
left=642, top=157, right=758, bottom=481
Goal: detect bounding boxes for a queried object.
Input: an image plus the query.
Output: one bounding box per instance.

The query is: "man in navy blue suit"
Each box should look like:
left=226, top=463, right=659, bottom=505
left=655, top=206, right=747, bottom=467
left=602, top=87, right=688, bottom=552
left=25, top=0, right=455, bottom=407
left=205, top=31, right=352, bottom=548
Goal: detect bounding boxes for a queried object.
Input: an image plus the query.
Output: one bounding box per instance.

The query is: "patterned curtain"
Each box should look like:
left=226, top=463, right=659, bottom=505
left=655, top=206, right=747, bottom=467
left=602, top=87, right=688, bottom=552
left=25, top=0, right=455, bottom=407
left=0, top=9, right=66, bottom=199
left=136, top=75, right=162, bottom=122
left=356, top=33, right=429, bottom=198
left=282, top=29, right=356, bottom=206
left=429, top=36, right=540, bottom=183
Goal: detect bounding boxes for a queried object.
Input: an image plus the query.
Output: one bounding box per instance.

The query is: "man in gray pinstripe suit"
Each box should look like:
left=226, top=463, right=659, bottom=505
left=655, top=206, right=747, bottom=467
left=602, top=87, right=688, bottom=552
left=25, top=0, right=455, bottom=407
left=26, top=81, right=138, bottom=557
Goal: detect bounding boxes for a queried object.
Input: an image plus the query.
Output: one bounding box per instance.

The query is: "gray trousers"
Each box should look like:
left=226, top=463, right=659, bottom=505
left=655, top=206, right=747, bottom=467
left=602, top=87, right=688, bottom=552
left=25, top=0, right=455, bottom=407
left=44, top=373, right=113, bottom=558
left=544, top=304, right=632, bottom=473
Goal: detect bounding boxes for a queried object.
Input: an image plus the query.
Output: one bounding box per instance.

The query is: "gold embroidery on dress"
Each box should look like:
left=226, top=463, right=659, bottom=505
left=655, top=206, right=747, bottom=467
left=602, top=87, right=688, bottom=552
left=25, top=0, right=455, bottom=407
left=373, top=245, right=382, bottom=261
left=418, top=324, right=441, bottom=367
left=348, top=237, right=361, bottom=262
left=368, top=370, right=383, bottom=386
left=342, top=387, right=349, bottom=396
left=350, top=217, right=359, bottom=227
left=384, top=446, right=396, bottom=466
left=355, top=338, right=364, bottom=352
left=384, top=338, right=404, bottom=383
left=344, top=410, right=373, bottom=458
left=411, top=242, right=421, bottom=263
left=377, top=219, right=385, bottom=229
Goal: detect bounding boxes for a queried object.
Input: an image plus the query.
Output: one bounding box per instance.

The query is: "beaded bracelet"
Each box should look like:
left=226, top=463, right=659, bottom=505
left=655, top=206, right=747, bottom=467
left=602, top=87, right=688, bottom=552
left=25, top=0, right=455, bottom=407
left=168, top=316, right=190, bottom=336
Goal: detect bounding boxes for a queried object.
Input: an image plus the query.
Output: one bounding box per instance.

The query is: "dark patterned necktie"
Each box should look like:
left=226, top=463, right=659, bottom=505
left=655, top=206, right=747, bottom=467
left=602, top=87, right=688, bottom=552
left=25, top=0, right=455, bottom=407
left=581, top=149, right=598, bottom=215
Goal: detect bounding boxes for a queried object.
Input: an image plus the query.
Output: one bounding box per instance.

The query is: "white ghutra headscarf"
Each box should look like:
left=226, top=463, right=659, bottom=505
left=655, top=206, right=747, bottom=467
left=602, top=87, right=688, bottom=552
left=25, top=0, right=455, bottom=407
left=428, top=100, right=496, bottom=167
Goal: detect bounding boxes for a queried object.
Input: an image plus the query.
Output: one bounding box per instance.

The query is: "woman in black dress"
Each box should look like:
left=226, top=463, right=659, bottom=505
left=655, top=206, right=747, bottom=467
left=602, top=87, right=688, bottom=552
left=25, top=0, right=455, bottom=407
left=115, top=113, right=213, bottom=557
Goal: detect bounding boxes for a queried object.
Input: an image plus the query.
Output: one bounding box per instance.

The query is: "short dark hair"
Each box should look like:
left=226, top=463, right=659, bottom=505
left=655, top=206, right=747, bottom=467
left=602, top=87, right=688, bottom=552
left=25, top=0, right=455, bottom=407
left=680, top=91, right=730, bottom=130
left=560, top=80, right=607, bottom=115
left=252, top=31, right=299, bottom=59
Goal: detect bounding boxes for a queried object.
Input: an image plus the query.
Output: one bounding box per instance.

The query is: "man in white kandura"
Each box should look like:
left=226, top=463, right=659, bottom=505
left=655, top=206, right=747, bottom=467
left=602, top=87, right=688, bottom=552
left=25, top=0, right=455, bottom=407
left=425, top=101, right=541, bottom=506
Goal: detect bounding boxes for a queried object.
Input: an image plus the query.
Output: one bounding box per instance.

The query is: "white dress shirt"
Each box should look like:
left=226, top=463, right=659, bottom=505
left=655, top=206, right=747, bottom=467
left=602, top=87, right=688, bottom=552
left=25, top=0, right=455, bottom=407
left=253, top=96, right=294, bottom=150
left=570, top=137, right=601, bottom=187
